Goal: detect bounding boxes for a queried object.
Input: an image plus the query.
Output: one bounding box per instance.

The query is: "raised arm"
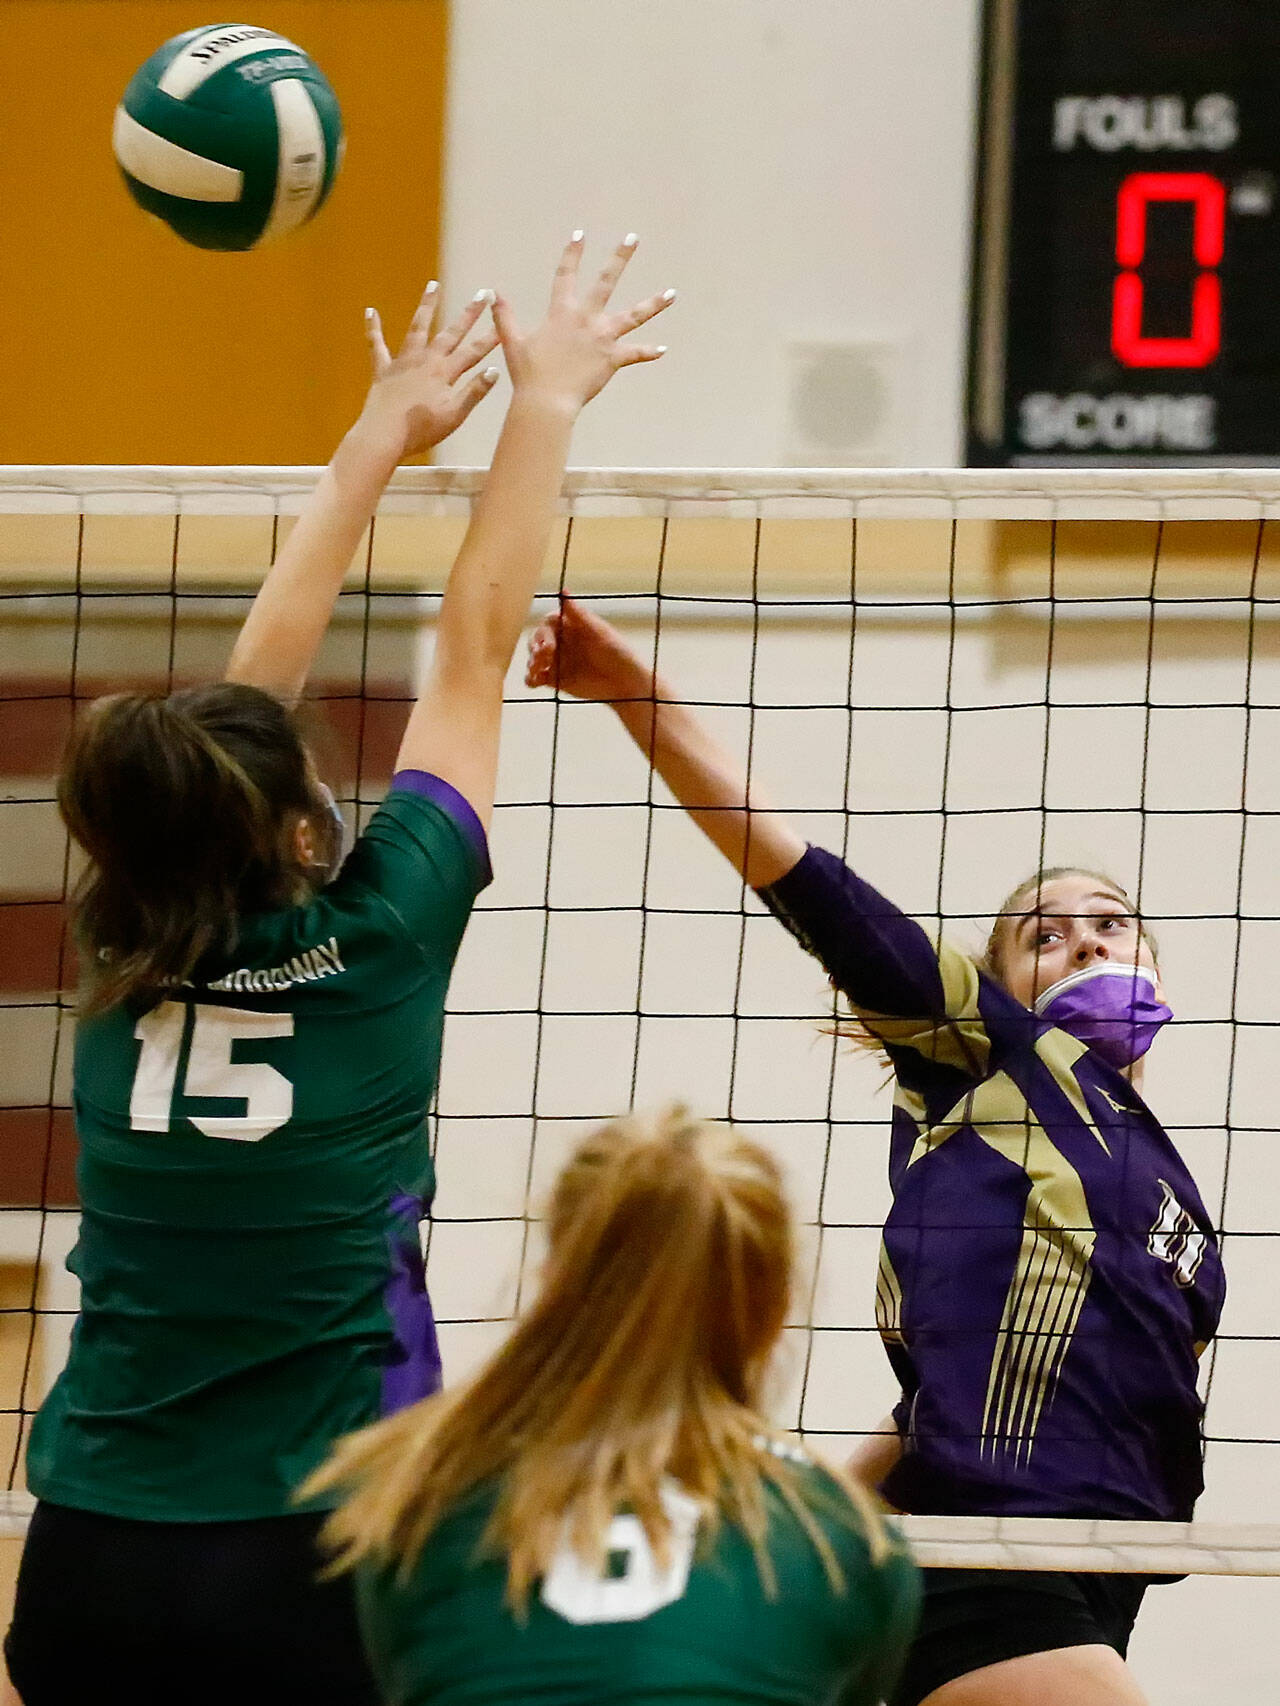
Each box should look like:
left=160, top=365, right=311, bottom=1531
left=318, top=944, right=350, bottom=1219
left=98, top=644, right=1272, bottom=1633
left=525, top=599, right=987, bottom=1062
left=393, top=235, right=674, bottom=827
left=524, top=595, right=805, bottom=888
left=225, top=282, right=501, bottom=702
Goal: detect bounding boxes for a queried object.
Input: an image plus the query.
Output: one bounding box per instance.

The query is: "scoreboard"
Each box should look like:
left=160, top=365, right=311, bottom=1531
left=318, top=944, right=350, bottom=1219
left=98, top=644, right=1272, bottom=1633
left=967, top=0, right=1280, bottom=464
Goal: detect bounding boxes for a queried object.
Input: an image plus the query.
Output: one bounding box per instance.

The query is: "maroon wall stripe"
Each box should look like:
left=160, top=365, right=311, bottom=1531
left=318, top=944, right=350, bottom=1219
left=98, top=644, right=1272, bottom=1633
left=0, top=1110, right=78, bottom=1209
left=0, top=905, right=66, bottom=993
left=0, top=677, right=410, bottom=783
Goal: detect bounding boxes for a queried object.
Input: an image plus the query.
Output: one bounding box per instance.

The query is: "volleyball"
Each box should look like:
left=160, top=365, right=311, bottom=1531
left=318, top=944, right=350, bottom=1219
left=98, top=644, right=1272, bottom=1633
left=112, top=24, right=344, bottom=251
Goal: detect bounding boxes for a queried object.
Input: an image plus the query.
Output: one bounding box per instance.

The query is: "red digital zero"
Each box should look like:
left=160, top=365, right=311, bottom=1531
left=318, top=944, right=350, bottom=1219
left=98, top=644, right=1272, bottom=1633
left=1111, top=171, right=1225, bottom=368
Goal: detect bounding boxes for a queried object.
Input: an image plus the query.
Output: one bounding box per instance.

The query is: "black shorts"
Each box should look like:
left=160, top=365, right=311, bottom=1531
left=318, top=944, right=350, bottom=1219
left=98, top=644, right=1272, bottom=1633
left=5, top=1500, right=379, bottom=1706
left=889, top=1566, right=1150, bottom=1706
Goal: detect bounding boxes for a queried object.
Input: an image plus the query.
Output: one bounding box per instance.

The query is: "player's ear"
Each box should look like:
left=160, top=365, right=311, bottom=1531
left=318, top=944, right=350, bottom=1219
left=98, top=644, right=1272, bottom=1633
left=293, top=811, right=320, bottom=869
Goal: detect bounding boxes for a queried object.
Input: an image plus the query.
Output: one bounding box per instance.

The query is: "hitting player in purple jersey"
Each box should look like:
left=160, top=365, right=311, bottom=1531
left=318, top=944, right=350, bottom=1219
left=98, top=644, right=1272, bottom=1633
left=525, top=596, right=1226, bottom=1706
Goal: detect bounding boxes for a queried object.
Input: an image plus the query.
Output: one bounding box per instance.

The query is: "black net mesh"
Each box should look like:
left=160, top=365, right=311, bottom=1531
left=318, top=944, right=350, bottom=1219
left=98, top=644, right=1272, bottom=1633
left=0, top=469, right=1276, bottom=1568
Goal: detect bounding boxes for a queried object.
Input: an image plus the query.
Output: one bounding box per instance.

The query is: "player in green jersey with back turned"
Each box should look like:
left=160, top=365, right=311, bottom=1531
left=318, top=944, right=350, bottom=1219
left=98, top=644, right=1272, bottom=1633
left=4, top=234, right=674, bottom=1706
left=308, top=1105, right=921, bottom=1706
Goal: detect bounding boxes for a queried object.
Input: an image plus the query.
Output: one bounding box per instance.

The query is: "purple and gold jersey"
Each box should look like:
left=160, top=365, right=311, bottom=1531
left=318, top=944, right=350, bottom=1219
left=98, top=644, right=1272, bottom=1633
left=760, top=847, right=1226, bottom=1523
left=27, top=774, right=489, bottom=1523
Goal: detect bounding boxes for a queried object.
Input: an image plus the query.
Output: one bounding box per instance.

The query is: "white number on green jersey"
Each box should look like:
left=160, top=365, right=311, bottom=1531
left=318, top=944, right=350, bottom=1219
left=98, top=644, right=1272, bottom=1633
left=540, top=1482, right=700, bottom=1625
left=130, top=1003, right=294, bottom=1142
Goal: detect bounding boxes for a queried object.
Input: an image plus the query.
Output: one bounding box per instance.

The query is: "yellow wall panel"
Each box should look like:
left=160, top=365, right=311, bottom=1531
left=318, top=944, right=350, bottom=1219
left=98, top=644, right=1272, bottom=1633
left=0, top=2, right=448, bottom=464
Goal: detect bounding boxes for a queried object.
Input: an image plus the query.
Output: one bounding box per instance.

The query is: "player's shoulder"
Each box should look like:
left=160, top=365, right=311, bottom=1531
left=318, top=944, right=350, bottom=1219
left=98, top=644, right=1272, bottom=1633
left=755, top=1436, right=894, bottom=1565
left=357, top=774, right=491, bottom=885
left=363, top=1479, right=498, bottom=1608
left=182, top=874, right=420, bottom=1009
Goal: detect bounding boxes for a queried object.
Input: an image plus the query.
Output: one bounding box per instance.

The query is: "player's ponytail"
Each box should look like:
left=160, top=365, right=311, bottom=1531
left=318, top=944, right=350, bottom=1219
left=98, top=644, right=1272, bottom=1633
left=58, top=682, right=324, bottom=1014
left=306, top=1105, right=890, bottom=1608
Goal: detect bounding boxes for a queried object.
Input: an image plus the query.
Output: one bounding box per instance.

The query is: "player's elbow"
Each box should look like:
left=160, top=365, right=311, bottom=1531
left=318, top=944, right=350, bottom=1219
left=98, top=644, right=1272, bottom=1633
left=427, top=644, right=509, bottom=710
left=435, top=608, right=519, bottom=680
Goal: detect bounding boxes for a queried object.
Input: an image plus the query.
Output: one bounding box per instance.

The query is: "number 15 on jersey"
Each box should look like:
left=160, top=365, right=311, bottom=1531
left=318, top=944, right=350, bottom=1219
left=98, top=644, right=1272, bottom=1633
left=130, top=1002, right=295, bottom=1142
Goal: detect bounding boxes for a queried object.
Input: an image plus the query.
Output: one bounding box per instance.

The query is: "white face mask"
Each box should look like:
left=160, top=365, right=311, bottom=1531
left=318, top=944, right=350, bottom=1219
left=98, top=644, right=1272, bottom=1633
left=312, top=782, right=351, bottom=875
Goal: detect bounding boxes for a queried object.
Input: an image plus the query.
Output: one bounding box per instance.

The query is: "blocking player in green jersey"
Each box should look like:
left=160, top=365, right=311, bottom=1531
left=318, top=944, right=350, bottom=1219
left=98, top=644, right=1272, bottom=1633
left=5, top=237, right=675, bottom=1706
left=306, top=1106, right=920, bottom=1706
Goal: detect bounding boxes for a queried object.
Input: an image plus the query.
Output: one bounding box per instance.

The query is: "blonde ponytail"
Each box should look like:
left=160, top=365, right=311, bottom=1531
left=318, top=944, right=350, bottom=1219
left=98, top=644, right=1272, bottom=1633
left=305, top=1107, right=890, bottom=1608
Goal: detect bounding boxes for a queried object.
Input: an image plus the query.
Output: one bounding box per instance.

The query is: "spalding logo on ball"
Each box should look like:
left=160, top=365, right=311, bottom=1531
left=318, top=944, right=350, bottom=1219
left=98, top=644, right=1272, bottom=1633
left=112, top=24, right=344, bottom=250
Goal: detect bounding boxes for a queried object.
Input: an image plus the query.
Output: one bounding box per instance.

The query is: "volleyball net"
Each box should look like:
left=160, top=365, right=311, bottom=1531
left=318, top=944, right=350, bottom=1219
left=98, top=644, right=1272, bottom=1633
left=1, top=465, right=1278, bottom=1574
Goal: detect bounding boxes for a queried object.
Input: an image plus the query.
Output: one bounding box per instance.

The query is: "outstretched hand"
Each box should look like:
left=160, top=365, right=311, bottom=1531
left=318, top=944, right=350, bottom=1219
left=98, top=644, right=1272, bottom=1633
left=357, top=282, right=502, bottom=463
left=526, top=595, right=654, bottom=700
left=494, top=233, right=675, bottom=416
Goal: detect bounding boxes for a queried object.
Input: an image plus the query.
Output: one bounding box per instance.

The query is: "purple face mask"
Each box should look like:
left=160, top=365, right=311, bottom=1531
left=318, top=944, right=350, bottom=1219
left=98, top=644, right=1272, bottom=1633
left=1033, top=963, right=1172, bottom=1070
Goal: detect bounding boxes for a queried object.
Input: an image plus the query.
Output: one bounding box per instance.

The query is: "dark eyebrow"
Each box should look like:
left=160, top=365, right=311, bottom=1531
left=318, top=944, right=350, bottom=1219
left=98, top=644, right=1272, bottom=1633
left=1013, top=909, right=1049, bottom=943
left=1013, top=895, right=1136, bottom=941
left=1085, top=892, right=1134, bottom=914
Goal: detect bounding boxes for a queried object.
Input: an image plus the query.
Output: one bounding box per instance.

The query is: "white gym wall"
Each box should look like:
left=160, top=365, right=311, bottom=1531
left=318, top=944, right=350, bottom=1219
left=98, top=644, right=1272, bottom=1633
left=441, top=0, right=980, bottom=469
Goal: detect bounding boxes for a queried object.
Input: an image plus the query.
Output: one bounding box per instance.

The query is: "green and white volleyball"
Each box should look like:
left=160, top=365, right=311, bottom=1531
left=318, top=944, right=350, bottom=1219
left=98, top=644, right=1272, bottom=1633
left=112, top=24, right=344, bottom=251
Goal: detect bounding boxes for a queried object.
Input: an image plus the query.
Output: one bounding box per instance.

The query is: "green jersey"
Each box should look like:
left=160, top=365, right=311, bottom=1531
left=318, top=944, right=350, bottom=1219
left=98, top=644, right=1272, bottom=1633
left=27, top=775, right=490, bottom=1524
left=356, top=1455, right=920, bottom=1706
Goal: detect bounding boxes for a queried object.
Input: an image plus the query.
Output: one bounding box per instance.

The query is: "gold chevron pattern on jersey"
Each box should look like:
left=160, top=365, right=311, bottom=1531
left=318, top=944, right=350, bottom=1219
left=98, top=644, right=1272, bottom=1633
left=876, top=1243, right=904, bottom=1344
left=855, top=930, right=992, bottom=1079
left=969, top=1060, right=1097, bottom=1468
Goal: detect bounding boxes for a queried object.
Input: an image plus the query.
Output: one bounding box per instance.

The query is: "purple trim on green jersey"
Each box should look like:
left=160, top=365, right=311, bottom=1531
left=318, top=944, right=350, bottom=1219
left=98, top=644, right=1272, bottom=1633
left=759, top=845, right=1226, bottom=1525
left=389, top=771, right=492, bottom=889
left=381, top=1192, right=443, bottom=1415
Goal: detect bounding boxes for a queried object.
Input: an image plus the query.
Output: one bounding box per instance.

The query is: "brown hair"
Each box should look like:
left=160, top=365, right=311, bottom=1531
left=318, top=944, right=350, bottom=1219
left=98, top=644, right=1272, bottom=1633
left=304, top=1106, right=888, bottom=1608
left=58, top=682, right=331, bottom=1015
left=981, top=865, right=1158, bottom=984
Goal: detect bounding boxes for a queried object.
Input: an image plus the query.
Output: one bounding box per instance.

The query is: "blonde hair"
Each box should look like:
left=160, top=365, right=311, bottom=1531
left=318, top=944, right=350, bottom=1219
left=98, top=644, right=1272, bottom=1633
left=304, top=1106, right=888, bottom=1608
left=825, top=864, right=1156, bottom=1063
